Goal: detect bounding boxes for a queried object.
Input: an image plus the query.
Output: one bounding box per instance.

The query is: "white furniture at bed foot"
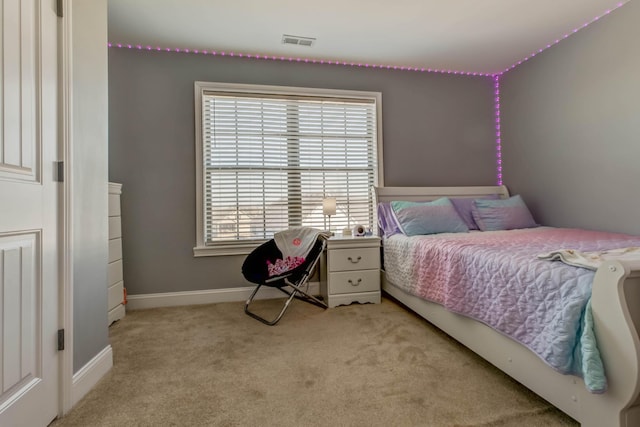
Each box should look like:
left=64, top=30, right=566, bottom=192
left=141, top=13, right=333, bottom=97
left=320, top=235, right=381, bottom=308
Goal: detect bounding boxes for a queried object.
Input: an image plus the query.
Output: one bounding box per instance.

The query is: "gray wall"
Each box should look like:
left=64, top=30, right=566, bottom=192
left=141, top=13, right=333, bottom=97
left=501, top=2, right=640, bottom=234
left=72, top=0, right=110, bottom=372
left=108, top=50, right=497, bottom=295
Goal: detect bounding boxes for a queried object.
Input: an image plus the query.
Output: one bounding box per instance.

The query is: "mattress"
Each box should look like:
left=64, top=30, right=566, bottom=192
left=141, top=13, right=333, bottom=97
left=383, top=227, right=640, bottom=392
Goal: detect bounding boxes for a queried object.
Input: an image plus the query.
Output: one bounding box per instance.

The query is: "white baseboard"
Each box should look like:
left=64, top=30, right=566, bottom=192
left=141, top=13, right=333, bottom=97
left=126, top=282, right=320, bottom=310
left=71, top=345, right=113, bottom=407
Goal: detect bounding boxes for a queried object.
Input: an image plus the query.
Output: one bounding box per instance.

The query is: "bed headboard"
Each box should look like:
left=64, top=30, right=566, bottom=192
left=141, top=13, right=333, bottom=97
left=374, top=185, right=510, bottom=203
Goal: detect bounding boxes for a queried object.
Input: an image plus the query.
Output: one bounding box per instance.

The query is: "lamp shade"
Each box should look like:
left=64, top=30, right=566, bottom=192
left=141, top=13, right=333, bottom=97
left=322, top=197, right=336, bottom=216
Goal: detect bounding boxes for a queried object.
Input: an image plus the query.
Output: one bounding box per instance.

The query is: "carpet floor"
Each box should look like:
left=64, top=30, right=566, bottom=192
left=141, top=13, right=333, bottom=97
left=52, top=296, right=578, bottom=427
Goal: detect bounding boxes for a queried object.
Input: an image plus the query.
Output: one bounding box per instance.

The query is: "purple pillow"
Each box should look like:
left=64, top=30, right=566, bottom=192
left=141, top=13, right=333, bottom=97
left=471, top=195, right=538, bottom=231
left=450, top=196, right=499, bottom=230
left=377, top=202, right=402, bottom=238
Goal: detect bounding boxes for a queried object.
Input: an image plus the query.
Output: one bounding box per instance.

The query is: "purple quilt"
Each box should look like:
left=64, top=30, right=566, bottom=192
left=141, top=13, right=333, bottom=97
left=383, top=227, right=640, bottom=392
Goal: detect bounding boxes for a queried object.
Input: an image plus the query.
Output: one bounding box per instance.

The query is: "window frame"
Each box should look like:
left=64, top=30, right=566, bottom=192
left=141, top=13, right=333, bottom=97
left=193, top=81, right=384, bottom=257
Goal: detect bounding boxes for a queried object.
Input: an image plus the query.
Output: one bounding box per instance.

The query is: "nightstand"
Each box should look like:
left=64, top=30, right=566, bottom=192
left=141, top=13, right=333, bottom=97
left=320, top=235, right=381, bottom=308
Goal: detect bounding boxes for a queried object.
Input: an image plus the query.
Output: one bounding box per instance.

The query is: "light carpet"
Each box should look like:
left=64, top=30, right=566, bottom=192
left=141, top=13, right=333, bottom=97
left=52, top=296, right=577, bottom=426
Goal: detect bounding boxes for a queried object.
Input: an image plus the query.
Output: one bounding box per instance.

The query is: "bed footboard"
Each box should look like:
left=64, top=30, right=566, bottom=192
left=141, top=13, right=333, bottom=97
left=587, top=259, right=640, bottom=427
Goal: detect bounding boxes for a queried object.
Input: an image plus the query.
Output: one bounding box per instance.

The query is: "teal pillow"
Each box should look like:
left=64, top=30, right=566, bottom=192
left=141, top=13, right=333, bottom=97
left=391, top=198, right=469, bottom=236
left=471, top=195, right=538, bottom=231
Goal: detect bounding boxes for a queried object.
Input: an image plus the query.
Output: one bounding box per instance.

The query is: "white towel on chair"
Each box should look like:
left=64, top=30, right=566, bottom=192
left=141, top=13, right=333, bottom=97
left=537, top=246, right=640, bottom=270
left=274, top=227, right=330, bottom=261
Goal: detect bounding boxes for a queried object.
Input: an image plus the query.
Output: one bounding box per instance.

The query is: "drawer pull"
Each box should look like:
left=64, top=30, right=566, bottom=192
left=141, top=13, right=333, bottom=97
left=347, top=256, right=362, bottom=264
left=348, top=278, right=362, bottom=286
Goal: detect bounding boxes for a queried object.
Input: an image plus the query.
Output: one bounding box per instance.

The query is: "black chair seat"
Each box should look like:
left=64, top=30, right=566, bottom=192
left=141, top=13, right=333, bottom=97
left=242, top=236, right=327, bottom=325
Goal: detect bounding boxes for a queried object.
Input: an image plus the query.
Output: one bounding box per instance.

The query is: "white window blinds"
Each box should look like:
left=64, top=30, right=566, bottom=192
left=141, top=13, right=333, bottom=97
left=200, top=88, right=379, bottom=245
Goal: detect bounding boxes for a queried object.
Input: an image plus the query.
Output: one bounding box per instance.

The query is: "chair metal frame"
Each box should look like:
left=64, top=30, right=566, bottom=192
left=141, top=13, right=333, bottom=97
left=244, top=238, right=328, bottom=325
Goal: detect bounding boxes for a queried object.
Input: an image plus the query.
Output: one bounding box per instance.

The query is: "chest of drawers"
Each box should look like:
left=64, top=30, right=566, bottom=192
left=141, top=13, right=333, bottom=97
left=108, top=182, right=126, bottom=325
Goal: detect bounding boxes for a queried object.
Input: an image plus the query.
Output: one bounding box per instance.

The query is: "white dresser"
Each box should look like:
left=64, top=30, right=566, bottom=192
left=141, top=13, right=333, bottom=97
left=320, top=235, right=381, bottom=308
left=108, top=182, right=126, bottom=325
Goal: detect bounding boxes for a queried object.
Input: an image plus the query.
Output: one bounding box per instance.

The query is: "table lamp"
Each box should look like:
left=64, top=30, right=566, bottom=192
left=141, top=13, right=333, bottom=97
left=322, top=197, right=336, bottom=234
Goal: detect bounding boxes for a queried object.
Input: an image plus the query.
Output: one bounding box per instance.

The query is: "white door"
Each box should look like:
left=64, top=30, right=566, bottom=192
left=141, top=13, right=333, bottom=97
left=0, top=0, right=59, bottom=426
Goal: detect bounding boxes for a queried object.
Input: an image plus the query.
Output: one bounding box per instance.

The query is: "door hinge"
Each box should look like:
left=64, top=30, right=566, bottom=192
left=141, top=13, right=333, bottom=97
left=56, top=0, right=63, bottom=17
left=58, top=329, right=65, bottom=351
left=55, top=161, right=64, bottom=182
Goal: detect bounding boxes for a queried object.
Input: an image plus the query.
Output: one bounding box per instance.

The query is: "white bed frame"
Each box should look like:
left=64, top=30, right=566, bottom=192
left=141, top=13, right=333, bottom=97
left=375, top=186, right=640, bottom=427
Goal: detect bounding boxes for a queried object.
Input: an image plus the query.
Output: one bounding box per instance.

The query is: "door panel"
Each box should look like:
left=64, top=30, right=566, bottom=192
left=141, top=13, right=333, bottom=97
left=1, top=233, right=38, bottom=398
left=0, top=0, right=36, bottom=181
left=0, top=0, right=59, bottom=426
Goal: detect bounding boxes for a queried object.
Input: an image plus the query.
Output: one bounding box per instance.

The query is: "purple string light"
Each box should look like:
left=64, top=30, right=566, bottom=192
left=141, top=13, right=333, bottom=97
left=107, top=3, right=626, bottom=76
left=494, top=75, right=502, bottom=186
left=501, top=1, right=627, bottom=73
left=107, top=42, right=496, bottom=77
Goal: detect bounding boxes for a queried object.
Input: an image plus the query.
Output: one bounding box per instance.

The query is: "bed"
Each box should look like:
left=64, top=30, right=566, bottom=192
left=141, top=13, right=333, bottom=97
left=375, top=185, right=640, bottom=427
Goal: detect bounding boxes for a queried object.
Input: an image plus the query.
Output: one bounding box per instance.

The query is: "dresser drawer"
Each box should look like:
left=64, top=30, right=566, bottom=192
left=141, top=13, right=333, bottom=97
left=108, top=216, right=121, bottom=240
left=329, top=269, right=380, bottom=294
left=108, top=238, right=122, bottom=263
left=108, top=259, right=123, bottom=286
left=108, top=193, right=121, bottom=217
left=328, top=247, right=379, bottom=272
left=108, top=281, right=124, bottom=310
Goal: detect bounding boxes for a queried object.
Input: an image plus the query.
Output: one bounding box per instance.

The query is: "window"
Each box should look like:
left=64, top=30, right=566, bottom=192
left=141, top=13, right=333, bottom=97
left=194, top=82, right=383, bottom=256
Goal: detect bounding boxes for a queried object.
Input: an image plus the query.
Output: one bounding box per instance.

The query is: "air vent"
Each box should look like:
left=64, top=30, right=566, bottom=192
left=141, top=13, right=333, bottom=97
left=282, top=34, right=316, bottom=47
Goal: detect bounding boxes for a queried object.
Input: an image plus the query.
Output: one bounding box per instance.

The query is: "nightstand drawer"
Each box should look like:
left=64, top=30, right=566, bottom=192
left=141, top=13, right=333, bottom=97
left=328, top=247, right=379, bottom=272
left=329, top=269, right=380, bottom=294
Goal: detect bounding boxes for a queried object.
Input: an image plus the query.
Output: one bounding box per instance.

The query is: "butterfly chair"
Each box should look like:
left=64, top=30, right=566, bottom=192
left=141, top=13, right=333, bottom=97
left=243, top=236, right=328, bottom=325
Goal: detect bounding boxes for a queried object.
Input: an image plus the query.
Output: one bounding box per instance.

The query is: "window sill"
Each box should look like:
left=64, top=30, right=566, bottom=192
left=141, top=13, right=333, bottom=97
left=193, top=242, right=263, bottom=257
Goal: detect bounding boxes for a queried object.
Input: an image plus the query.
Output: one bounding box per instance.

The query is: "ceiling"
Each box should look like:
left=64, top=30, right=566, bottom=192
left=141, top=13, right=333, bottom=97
left=107, top=0, right=628, bottom=75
